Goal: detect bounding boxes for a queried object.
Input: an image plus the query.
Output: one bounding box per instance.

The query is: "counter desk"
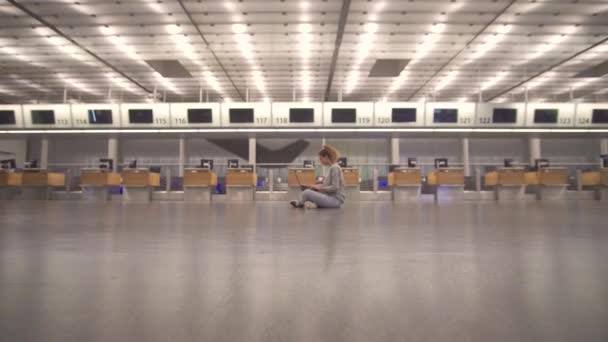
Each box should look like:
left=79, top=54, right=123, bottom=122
left=183, top=168, right=217, bottom=202
left=121, top=168, right=161, bottom=202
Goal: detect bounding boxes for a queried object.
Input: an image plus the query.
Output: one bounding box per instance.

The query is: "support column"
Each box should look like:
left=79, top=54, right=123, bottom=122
left=40, top=138, right=49, bottom=169
left=108, top=137, right=119, bottom=172
left=462, top=137, right=470, bottom=177
left=529, top=137, right=541, bottom=165
left=390, top=136, right=400, bottom=165
left=601, top=138, right=608, bottom=168
left=248, top=136, right=256, bottom=166
left=601, top=138, right=608, bottom=154
left=178, top=137, right=186, bottom=177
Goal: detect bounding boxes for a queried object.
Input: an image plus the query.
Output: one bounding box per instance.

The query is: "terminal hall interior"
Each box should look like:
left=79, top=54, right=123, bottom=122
left=1, top=1, right=608, bottom=341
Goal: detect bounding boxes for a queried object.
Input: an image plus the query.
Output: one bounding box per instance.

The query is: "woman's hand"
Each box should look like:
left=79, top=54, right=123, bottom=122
left=310, top=185, right=322, bottom=191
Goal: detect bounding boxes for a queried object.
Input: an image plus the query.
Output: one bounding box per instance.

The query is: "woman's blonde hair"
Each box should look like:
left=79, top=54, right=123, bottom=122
left=319, top=144, right=339, bottom=163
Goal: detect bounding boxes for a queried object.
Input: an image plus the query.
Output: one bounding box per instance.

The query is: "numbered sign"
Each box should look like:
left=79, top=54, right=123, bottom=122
left=120, top=103, right=170, bottom=128
left=525, top=103, right=575, bottom=127
left=170, top=103, right=220, bottom=127
left=71, top=104, right=120, bottom=128
left=575, top=103, right=608, bottom=127
left=476, top=103, right=525, bottom=127
left=220, top=102, right=272, bottom=127
left=271, top=102, right=323, bottom=127
left=323, top=102, right=374, bottom=127
left=23, top=104, right=71, bottom=129
left=0, top=105, right=24, bottom=129
left=425, top=102, right=476, bottom=127
left=374, top=102, right=424, bottom=126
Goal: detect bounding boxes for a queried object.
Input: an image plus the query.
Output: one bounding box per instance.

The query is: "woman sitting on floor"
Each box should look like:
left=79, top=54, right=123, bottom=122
left=290, top=144, right=345, bottom=209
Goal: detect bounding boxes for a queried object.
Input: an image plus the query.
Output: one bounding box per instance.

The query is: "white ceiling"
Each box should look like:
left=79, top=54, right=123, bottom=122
left=0, top=0, right=606, bottom=104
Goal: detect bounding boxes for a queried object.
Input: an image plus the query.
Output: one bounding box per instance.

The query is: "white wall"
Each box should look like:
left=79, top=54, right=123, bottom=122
left=14, top=136, right=602, bottom=178
left=327, top=138, right=389, bottom=166
left=49, top=137, right=107, bottom=166
left=541, top=138, right=599, bottom=165
left=399, top=138, right=462, bottom=165
left=470, top=138, right=527, bottom=166
left=187, top=138, right=247, bottom=166
left=0, top=138, right=28, bottom=167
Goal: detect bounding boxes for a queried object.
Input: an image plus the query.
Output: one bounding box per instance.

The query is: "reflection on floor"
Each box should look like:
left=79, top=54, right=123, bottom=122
left=0, top=201, right=607, bottom=342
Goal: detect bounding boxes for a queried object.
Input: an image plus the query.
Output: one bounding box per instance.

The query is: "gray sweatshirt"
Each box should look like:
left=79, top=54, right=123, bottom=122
left=320, top=163, right=345, bottom=202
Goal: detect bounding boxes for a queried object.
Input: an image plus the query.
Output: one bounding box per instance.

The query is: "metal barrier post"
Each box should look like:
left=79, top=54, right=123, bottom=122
left=373, top=168, right=378, bottom=193
left=166, top=168, right=171, bottom=192
left=269, top=169, right=274, bottom=193
left=475, top=167, right=481, bottom=192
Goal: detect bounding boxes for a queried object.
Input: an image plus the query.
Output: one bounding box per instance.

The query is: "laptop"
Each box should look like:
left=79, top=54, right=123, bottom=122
left=294, top=170, right=318, bottom=191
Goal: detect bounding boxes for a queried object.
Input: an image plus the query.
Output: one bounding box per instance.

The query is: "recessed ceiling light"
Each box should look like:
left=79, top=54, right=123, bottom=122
left=430, top=23, right=446, bottom=34
left=99, top=26, right=115, bottom=35
left=300, top=2, right=309, bottom=9
left=364, top=23, right=378, bottom=33
left=497, top=24, right=511, bottom=34
left=234, top=33, right=250, bottom=44
left=298, top=34, right=313, bottom=44
left=298, top=23, right=312, bottom=33
left=166, top=24, right=181, bottom=34
left=232, top=23, right=247, bottom=34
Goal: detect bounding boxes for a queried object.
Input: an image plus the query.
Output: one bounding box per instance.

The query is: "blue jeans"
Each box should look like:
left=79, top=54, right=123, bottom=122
left=299, top=189, right=343, bottom=208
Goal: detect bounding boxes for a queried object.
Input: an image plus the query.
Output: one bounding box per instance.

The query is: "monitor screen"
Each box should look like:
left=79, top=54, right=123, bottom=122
left=534, top=109, right=558, bottom=124
left=187, top=108, right=213, bottom=123
left=433, top=108, right=458, bottom=123
left=492, top=108, right=517, bottom=123
left=0, top=110, right=16, bottom=125
left=391, top=108, right=417, bottom=123
left=200, top=159, right=214, bottom=170
left=592, top=109, right=608, bottom=124
left=31, top=110, right=55, bottom=124
left=129, top=109, right=153, bottom=124
left=331, top=108, right=356, bottom=123
left=227, top=159, right=239, bottom=168
left=289, top=108, right=314, bottom=123
left=88, top=109, right=113, bottom=124
left=435, top=158, right=448, bottom=168
left=229, top=108, right=254, bottom=123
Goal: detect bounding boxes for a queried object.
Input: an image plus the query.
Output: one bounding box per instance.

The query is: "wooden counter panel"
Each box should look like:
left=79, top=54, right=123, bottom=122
left=435, top=169, right=464, bottom=185
left=22, top=171, right=48, bottom=186
left=539, top=169, right=568, bottom=185
left=392, top=169, right=422, bottom=185
left=226, top=169, right=256, bottom=186
left=287, top=169, right=316, bottom=186
left=342, top=168, right=360, bottom=186
left=184, top=170, right=217, bottom=186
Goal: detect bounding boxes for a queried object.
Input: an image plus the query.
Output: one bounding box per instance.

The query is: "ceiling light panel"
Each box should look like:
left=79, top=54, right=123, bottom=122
left=0, top=0, right=607, bottom=103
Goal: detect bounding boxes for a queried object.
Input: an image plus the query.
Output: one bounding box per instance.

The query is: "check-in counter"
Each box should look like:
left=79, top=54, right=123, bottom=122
left=6, top=169, right=66, bottom=200
left=225, top=168, right=257, bottom=201
left=121, top=168, right=161, bottom=202
left=183, top=168, right=218, bottom=202
left=342, top=167, right=360, bottom=200
left=580, top=171, right=600, bottom=187
left=80, top=168, right=121, bottom=201
left=389, top=167, right=421, bottom=202
left=525, top=167, right=569, bottom=200
left=287, top=168, right=316, bottom=199
left=484, top=167, right=527, bottom=201
left=599, top=169, right=608, bottom=201
left=427, top=167, right=465, bottom=201
left=0, top=169, right=21, bottom=199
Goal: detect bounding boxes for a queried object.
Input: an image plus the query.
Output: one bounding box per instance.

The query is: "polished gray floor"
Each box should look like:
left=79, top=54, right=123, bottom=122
left=0, top=200, right=607, bottom=342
